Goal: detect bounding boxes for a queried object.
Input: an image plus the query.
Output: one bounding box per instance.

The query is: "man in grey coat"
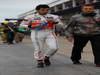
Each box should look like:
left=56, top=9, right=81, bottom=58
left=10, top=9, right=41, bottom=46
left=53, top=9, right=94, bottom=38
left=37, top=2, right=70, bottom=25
left=65, top=4, right=100, bottom=67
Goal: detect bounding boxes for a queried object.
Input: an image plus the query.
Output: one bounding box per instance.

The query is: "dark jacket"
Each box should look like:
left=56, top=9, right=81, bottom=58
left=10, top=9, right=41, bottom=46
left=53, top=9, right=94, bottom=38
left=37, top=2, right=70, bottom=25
left=65, top=12, right=100, bottom=37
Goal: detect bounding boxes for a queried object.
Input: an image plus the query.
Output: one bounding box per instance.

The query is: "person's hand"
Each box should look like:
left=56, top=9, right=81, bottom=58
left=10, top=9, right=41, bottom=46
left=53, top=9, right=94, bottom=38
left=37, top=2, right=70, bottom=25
left=67, top=37, right=74, bottom=42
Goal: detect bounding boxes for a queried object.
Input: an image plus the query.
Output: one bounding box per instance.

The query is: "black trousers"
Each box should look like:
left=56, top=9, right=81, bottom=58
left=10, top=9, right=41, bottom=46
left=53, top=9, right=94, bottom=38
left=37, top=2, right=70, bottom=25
left=71, top=35, right=100, bottom=64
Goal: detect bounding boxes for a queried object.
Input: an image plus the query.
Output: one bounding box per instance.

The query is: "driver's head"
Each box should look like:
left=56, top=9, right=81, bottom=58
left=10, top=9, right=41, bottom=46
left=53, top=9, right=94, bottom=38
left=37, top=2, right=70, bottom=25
left=35, top=4, right=50, bottom=15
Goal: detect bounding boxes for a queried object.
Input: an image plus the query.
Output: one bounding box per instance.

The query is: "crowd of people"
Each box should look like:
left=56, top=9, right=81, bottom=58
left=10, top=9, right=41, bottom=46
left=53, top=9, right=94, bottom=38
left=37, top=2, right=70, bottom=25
left=0, top=19, right=28, bottom=44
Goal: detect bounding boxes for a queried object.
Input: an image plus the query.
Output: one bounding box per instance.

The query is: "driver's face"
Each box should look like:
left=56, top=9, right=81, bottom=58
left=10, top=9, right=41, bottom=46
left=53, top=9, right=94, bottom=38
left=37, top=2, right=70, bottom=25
left=82, top=6, right=94, bottom=14
left=37, top=8, right=49, bottom=15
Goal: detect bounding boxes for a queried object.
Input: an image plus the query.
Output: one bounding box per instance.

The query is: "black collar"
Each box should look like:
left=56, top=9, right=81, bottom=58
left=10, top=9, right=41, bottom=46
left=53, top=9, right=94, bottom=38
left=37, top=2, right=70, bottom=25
left=82, top=12, right=96, bottom=17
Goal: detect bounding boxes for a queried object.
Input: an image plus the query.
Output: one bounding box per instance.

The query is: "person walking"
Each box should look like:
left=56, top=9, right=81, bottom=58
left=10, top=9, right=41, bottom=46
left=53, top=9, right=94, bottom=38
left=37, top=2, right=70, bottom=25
left=65, top=4, right=100, bottom=67
left=25, top=4, right=63, bottom=68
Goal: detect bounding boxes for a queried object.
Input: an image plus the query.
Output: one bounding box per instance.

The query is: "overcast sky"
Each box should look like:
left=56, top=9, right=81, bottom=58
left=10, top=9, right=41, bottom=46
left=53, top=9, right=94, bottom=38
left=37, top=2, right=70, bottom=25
left=0, top=0, right=55, bottom=21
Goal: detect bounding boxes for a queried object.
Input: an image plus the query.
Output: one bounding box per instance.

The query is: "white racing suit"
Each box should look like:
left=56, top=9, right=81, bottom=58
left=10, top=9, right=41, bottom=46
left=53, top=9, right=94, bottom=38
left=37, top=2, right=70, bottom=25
left=25, top=13, right=63, bottom=60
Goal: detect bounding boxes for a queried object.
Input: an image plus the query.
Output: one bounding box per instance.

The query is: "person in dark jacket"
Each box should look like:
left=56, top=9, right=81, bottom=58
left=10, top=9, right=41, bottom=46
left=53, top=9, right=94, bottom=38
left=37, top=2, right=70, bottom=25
left=65, top=4, right=100, bottom=67
left=2, top=21, right=15, bottom=44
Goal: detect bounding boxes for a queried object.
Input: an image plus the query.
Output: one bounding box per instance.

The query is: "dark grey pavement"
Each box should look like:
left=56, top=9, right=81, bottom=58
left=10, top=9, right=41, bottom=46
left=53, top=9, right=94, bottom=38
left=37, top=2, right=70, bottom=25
left=0, top=38, right=100, bottom=75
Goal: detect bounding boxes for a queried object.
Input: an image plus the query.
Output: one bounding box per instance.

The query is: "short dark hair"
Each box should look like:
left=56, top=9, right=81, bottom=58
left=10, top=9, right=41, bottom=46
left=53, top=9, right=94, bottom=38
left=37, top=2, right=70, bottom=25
left=82, top=4, right=95, bottom=8
left=35, top=4, right=50, bottom=10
